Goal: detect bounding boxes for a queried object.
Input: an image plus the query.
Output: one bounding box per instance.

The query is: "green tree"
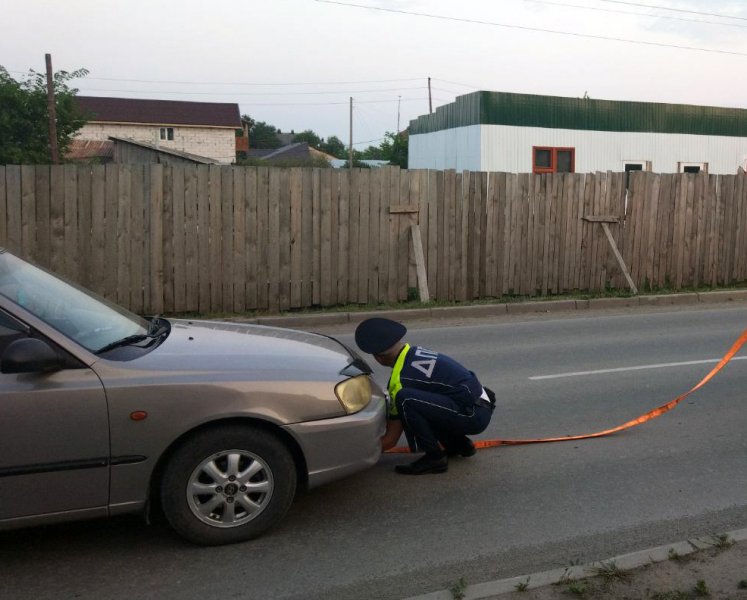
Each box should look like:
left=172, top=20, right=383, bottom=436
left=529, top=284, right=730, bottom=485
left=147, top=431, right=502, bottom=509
left=319, top=135, right=346, bottom=159
left=0, top=65, right=88, bottom=164
left=240, top=114, right=255, bottom=128
left=292, top=129, right=322, bottom=148
left=379, top=131, right=408, bottom=168
left=249, top=120, right=282, bottom=149
left=359, top=144, right=386, bottom=160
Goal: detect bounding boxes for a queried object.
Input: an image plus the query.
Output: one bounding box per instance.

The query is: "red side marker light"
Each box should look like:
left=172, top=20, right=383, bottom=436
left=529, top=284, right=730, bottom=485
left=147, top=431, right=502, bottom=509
left=130, top=411, right=148, bottom=421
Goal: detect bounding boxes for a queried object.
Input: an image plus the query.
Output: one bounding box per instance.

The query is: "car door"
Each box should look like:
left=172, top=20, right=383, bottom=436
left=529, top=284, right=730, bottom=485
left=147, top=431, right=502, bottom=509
left=0, top=308, right=109, bottom=521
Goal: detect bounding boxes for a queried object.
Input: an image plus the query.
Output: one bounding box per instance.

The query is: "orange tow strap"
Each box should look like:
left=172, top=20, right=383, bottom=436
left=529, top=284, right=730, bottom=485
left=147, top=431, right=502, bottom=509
left=386, top=326, right=747, bottom=453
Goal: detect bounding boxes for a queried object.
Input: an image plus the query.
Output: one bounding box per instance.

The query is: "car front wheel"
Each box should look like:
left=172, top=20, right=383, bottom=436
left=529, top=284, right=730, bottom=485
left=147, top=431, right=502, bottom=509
left=160, top=425, right=297, bottom=545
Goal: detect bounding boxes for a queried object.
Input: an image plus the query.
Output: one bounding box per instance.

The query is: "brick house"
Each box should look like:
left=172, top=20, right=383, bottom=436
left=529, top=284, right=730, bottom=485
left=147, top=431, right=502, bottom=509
left=74, top=97, right=241, bottom=164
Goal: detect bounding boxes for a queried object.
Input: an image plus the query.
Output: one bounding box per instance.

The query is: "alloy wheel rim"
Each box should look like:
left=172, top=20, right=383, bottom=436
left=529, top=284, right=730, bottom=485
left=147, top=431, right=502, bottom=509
left=186, top=449, right=274, bottom=528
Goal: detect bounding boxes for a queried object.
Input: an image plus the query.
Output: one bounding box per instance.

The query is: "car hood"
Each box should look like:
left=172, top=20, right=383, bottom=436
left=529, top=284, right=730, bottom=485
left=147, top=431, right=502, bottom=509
left=126, top=319, right=359, bottom=380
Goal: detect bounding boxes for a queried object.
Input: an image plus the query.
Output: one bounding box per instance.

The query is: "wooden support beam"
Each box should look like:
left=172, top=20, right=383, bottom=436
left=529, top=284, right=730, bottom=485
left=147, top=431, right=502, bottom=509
left=390, top=204, right=419, bottom=214
left=409, top=224, right=430, bottom=302
left=582, top=215, right=620, bottom=223
left=601, top=222, right=638, bottom=294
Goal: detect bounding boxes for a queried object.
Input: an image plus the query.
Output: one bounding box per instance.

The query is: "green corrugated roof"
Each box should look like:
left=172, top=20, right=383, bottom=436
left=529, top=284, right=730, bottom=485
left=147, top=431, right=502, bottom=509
left=409, top=91, right=747, bottom=137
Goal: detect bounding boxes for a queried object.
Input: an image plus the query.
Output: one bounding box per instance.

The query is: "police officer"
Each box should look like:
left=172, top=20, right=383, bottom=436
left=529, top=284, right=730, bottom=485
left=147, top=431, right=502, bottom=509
left=355, top=317, right=495, bottom=475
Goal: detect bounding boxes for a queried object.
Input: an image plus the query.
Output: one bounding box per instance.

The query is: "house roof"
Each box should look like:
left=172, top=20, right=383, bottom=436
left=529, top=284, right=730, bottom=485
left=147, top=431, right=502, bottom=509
left=108, top=136, right=219, bottom=164
left=245, top=144, right=335, bottom=163
left=66, top=139, right=114, bottom=161
left=309, top=147, right=336, bottom=162
left=76, top=96, right=241, bottom=128
left=247, top=142, right=312, bottom=161
left=409, top=91, right=747, bottom=137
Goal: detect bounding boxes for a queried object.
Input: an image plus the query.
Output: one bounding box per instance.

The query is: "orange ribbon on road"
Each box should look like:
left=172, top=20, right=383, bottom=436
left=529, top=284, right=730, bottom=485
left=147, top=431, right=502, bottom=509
left=386, top=326, right=747, bottom=454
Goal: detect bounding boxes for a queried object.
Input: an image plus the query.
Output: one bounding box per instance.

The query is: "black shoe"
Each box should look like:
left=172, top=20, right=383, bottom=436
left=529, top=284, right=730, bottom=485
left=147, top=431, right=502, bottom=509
left=444, top=437, right=476, bottom=458
left=459, top=438, right=476, bottom=457
left=395, top=454, right=448, bottom=475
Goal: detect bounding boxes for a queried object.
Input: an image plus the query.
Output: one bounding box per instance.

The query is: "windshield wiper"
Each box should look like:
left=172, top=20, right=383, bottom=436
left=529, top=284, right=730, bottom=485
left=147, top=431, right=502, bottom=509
left=147, top=315, right=170, bottom=336
left=96, top=334, right=152, bottom=354
left=97, top=318, right=171, bottom=355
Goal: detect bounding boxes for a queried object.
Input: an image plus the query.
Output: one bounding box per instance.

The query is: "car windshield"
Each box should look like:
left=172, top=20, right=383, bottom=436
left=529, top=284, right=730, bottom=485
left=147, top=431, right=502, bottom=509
left=0, top=250, right=148, bottom=352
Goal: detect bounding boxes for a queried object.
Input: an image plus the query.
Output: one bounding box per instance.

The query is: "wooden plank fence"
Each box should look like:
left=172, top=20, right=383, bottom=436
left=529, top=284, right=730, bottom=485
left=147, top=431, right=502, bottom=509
left=1, top=165, right=746, bottom=314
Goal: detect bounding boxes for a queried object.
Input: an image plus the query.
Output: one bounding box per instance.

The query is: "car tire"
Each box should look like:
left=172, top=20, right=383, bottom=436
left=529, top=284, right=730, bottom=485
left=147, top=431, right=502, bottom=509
left=160, top=424, right=297, bottom=545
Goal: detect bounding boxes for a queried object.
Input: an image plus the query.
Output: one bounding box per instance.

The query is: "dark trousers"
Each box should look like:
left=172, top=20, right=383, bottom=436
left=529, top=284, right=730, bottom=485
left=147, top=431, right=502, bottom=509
left=395, top=387, right=492, bottom=454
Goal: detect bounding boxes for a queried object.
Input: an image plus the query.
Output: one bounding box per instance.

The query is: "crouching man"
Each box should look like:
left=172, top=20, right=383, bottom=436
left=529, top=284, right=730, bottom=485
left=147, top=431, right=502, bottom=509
left=355, top=317, right=495, bottom=475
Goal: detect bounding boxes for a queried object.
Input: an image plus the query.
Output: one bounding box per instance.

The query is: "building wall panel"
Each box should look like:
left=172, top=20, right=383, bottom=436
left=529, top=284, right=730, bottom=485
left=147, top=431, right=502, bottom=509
left=409, top=125, right=482, bottom=171
left=410, top=125, right=747, bottom=174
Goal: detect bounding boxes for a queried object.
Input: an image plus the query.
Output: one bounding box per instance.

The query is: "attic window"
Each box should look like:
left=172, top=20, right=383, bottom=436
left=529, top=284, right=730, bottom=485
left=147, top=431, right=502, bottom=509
left=160, top=127, right=174, bottom=141
left=678, top=161, right=708, bottom=174
left=623, top=161, right=651, bottom=188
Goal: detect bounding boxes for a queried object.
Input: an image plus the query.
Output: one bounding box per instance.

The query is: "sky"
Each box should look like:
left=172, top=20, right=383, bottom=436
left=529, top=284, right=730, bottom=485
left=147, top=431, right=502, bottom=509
left=3, top=0, right=747, bottom=149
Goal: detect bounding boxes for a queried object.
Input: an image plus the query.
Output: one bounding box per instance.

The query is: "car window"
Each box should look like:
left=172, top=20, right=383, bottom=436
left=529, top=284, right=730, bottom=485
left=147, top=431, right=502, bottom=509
left=0, top=251, right=148, bottom=352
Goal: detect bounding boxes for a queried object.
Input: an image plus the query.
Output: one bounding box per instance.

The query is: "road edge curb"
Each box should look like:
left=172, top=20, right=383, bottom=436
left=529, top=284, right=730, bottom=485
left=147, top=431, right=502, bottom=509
left=250, top=291, right=747, bottom=328
left=401, top=527, right=747, bottom=600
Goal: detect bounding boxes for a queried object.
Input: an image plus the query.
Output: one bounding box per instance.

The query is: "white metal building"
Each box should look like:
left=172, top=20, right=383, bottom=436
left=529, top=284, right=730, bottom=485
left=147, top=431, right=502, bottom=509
left=408, top=91, right=747, bottom=175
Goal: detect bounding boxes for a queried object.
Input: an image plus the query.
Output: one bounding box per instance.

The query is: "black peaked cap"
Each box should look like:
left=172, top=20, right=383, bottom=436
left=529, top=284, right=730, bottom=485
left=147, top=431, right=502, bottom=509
left=354, top=318, right=407, bottom=354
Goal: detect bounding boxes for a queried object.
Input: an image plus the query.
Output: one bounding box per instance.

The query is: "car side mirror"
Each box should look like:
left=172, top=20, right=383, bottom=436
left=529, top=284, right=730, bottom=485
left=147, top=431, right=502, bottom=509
left=1, top=338, right=65, bottom=374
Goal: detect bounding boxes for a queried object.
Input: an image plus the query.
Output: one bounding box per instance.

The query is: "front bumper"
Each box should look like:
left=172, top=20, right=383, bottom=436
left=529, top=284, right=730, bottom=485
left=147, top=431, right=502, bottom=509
left=284, top=388, right=386, bottom=488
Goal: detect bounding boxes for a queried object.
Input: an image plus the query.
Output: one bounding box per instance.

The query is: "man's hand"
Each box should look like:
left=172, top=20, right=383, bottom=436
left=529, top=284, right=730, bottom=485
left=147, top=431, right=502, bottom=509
left=381, top=419, right=404, bottom=451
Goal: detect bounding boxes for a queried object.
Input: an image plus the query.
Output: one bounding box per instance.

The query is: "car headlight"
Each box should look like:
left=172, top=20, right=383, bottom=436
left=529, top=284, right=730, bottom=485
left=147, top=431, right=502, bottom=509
left=334, top=375, right=372, bottom=414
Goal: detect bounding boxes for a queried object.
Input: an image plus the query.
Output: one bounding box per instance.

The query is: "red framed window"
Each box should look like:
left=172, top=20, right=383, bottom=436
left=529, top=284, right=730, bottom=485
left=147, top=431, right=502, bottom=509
left=532, top=147, right=575, bottom=174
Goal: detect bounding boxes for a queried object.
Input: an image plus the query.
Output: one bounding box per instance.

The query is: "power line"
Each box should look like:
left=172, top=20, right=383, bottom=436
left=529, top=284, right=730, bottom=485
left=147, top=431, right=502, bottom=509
left=431, top=78, right=482, bottom=90
left=354, top=135, right=386, bottom=145
left=431, top=86, right=469, bottom=95
left=314, top=0, right=747, bottom=57
left=77, top=85, right=425, bottom=96
left=526, top=0, right=747, bottom=29
left=88, top=76, right=423, bottom=86
left=7, top=69, right=424, bottom=87
left=597, top=0, right=747, bottom=22
left=248, top=97, right=432, bottom=107
left=74, top=92, right=428, bottom=106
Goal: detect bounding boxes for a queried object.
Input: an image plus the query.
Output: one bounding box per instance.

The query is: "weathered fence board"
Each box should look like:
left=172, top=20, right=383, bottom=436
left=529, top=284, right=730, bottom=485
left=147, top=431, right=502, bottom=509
left=2, top=165, right=746, bottom=314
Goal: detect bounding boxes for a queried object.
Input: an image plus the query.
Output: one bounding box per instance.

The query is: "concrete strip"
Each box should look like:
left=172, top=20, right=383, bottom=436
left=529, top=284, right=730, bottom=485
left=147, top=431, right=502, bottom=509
left=506, top=300, right=577, bottom=314
left=224, top=317, right=260, bottom=324
left=401, top=526, right=747, bottom=600
left=587, top=297, right=641, bottom=309
left=428, top=304, right=508, bottom=319
left=697, top=289, right=747, bottom=303
left=638, top=293, right=700, bottom=306
left=349, top=308, right=433, bottom=324
left=256, top=312, right=350, bottom=328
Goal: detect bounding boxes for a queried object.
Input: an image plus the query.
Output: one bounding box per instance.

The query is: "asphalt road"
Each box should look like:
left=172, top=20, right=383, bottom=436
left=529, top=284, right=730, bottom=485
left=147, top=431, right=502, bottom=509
left=1, top=304, right=746, bottom=600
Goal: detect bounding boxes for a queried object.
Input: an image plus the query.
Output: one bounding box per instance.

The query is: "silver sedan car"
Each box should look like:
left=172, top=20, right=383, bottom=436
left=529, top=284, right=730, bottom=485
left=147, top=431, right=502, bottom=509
left=0, top=248, right=385, bottom=545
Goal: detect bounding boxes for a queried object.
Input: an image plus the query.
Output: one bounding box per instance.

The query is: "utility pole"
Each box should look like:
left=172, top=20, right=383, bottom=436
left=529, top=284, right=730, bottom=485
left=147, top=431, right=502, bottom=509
left=349, top=97, right=353, bottom=169
left=45, top=53, right=59, bottom=164
left=428, top=76, right=433, bottom=114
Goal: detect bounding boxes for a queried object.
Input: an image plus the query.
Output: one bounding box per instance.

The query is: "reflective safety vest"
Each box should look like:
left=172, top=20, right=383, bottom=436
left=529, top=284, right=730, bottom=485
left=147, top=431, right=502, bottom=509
left=387, top=344, right=411, bottom=417
left=386, top=343, right=483, bottom=419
